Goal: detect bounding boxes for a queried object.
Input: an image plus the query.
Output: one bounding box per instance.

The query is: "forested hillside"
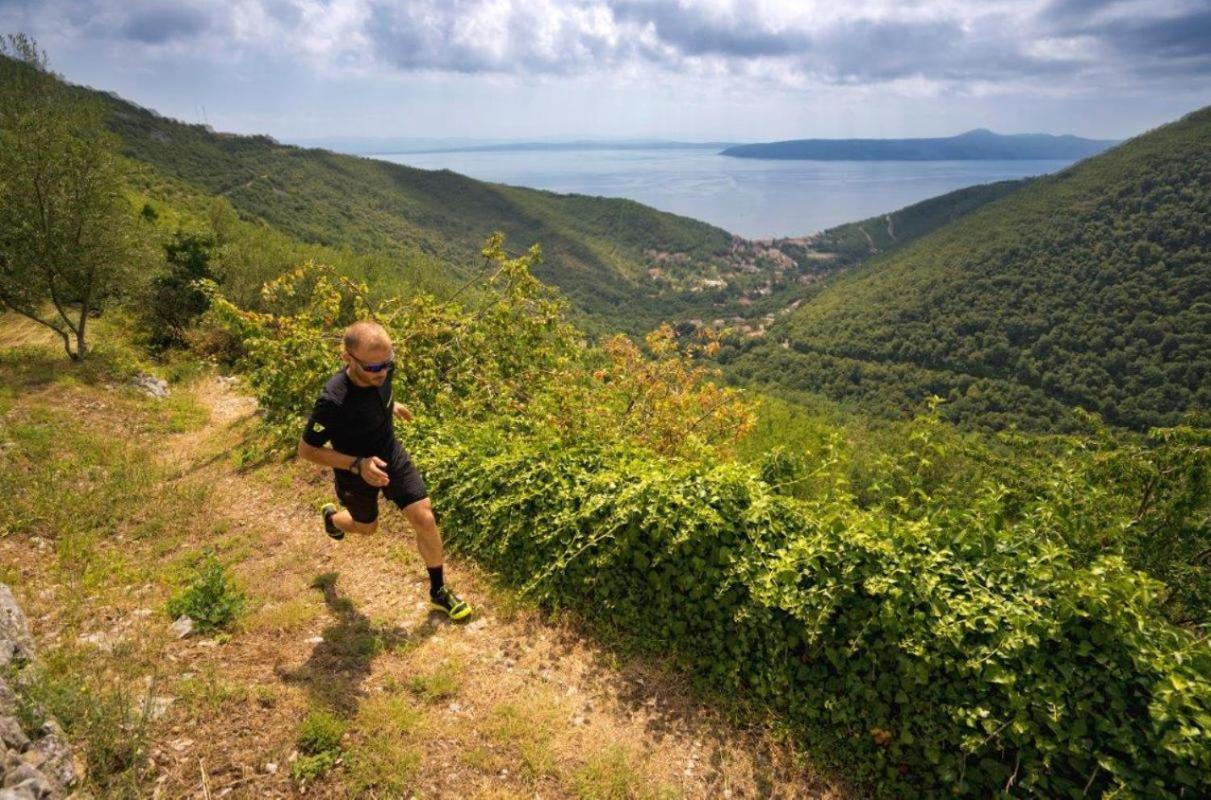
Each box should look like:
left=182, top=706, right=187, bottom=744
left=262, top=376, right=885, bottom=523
left=731, top=107, right=1211, bottom=432
left=89, top=79, right=736, bottom=332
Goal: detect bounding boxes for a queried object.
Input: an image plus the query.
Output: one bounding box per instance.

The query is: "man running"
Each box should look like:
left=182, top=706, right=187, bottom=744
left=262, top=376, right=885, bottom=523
left=297, top=320, right=471, bottom=620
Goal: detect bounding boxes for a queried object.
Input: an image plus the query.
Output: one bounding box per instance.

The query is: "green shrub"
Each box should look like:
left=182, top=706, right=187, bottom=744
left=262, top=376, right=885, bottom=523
left=290, top=709, right=346, bottom=785
left=290, top=750, right=340, bottom=784
left=417, top=421, right=1211, bottom=798
left=296, top=709, right=346, bottom=755
left=166, top=551, right=245, bottom=632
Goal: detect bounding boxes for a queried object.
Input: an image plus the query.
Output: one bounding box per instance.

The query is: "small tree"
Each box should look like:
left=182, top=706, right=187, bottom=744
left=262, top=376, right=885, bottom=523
left=143, top=230, right=215, bottom=349
left=0, top=34, right=142, bottom=359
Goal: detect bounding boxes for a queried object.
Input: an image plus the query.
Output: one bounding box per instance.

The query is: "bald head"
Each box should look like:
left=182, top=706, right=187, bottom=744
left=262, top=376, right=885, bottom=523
left=341, top=320, right=394, bottom=386
left=343, top=320, right=392, bottom=355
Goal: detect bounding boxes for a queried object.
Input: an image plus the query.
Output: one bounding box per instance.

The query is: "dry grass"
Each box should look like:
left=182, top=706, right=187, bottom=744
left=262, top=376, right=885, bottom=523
left=0, top=311, right=65, bottom=349
left=0, top=333, right=847, bottom=799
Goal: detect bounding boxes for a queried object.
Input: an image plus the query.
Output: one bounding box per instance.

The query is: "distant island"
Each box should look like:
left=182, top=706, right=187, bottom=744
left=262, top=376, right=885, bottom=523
left=720, top=129, right=1118, bottom=161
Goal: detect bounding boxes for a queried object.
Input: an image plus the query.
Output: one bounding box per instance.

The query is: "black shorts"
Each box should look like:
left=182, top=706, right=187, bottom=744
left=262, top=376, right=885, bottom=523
left=333, top=443, right=429, bottom=524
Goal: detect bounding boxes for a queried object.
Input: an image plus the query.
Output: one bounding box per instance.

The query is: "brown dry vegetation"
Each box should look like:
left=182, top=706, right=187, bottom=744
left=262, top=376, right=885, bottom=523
left=0, top=316, right=844, bottom=799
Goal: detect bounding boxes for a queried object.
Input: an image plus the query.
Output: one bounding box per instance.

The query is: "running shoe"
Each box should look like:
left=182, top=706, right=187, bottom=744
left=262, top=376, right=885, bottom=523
left=429, top=585, right=472, bottom=621
left=321, top=503, right=344, bottom=541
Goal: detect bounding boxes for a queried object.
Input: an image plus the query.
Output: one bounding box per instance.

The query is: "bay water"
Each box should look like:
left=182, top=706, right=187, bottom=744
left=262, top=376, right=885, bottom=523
left=371, top=146, right=1076, bottom=239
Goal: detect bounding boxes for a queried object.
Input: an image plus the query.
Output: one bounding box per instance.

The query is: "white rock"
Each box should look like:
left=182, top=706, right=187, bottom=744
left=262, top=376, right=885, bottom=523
left=131, top=373, right=170, bottom=398
left=169, top=616, right=194, bottom=639
left=0, top=584, right=34, bottom=667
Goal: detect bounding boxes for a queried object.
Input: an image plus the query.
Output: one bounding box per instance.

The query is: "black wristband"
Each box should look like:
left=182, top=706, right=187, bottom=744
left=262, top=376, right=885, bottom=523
left=350, top=456, right=362, bottom=475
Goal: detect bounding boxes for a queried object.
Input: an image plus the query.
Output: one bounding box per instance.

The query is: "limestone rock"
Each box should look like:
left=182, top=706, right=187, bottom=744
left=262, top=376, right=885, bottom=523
left=131, top=373, right=169, bottom=398
left=0, top=587, right=33, bottom=668
left=0, top=717, right=28, bottom=752
left=169, top=616, right=194, bottom=639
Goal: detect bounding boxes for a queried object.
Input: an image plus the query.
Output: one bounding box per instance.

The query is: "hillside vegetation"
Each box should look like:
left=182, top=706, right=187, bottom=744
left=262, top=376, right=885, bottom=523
left=92, top=80, right=739, bottom=332
left=196, top=241, right=1210, bottom=799
left=74, top=63, right=1029, bottom=337
left=732, top=107, right=1211, bottom=432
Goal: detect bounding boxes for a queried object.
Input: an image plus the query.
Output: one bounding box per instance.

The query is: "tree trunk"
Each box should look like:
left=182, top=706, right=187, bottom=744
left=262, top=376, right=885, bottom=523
left=75, top=303, right=88, bottom=361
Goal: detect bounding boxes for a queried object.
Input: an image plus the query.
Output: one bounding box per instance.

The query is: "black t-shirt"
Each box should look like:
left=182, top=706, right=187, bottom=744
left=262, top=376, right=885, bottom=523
left=301, top=365, right=397, bottom=459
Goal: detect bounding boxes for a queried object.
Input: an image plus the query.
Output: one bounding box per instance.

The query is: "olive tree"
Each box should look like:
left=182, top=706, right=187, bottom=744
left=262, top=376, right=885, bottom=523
left=0, top=34, right=143, bottom=359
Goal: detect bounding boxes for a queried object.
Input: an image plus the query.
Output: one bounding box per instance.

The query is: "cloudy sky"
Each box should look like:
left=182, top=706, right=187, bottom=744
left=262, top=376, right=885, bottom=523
left=2, top=0, right=1208, bottom=142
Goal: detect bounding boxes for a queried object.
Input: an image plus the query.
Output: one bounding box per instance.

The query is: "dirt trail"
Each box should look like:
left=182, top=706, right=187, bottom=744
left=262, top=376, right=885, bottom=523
left=141, top=376, right=842, bottom=799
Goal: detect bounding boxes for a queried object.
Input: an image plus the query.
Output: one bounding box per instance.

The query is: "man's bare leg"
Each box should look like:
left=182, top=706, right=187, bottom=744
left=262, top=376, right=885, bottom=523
left=404, top=498, right=470, bottom=619
left=403, top=498, right=444, bottom=567
left=329, top=508, right=377, bottom=535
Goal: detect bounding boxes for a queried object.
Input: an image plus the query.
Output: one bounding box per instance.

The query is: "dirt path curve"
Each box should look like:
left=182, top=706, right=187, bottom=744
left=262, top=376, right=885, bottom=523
left=147, top=376, right=843, bottom=799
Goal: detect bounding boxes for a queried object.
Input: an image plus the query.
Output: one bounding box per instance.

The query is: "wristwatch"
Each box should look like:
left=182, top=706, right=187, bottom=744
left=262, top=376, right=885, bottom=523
left=350, top=457, right=362, bottom=475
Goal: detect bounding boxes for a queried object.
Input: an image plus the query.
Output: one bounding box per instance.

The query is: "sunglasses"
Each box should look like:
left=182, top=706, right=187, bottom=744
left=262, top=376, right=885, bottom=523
left=347, top=351, right=394, bottom=373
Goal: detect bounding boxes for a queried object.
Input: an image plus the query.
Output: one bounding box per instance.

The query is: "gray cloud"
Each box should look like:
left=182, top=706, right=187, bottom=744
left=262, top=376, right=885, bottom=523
left=1041, top=0, right=1127, bottom=24
left=4, top=0, right=1209, bottom=88
left=364, top=0, right=622, bottom=75
left=608, top=0, right=810, bottom=59
left=1089, top=8, right=1211, bottom=60
left=1041, top=1, right=1211, bottom=79
left=120, top=6, right=212, bottom=44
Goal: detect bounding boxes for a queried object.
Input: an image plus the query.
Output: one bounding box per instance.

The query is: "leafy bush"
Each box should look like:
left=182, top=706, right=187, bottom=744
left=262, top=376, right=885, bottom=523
left=141, top=230, right=215, bottom=349
left=417, top=421, right=1210, bottom=797
left=166, top=551, right=245, bottom=633
left=291, top=750, right=340, bottom=784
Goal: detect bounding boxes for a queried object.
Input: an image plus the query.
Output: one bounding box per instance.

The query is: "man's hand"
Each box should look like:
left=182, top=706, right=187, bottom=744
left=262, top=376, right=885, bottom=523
left=360, top=455, right=390, bottom=487
left=393, top=401, right=413, bottom=422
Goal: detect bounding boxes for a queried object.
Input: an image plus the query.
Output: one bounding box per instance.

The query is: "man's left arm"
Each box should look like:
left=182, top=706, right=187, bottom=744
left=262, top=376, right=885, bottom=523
left=392, top=401, right=413, bottom=421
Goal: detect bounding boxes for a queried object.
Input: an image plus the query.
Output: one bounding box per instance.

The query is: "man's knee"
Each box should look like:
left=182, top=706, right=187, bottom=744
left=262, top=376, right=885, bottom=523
left=350, top=519, right=378, bottom=535
left=403, top=498, right=436, bottom=530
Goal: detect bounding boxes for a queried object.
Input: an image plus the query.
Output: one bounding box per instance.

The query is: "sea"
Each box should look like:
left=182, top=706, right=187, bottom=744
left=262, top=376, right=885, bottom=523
left=370, top=146, right=1077, bottom=240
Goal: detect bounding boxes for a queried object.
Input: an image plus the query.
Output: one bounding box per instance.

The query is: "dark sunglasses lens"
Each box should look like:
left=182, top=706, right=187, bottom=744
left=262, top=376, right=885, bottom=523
left=364, top=360, right=392, bottom=373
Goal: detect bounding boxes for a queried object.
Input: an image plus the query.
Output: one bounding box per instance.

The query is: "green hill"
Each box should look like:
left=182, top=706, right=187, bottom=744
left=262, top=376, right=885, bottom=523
left=808, top=178, right=1033, bottom=263
left=90, top=86, right=740, bottom=332
left=731, top=107, right=1211, bottom=431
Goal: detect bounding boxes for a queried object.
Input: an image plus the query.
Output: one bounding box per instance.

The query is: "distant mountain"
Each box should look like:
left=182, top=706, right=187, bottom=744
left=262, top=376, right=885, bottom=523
left=730, top=108, right=1210, bottom=431
left=721, top=129, right=1117, bottom=161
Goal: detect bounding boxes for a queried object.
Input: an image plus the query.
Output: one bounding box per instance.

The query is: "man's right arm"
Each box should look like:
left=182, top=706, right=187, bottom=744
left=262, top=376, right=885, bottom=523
left=296, top=439, right=359, bottom=472
left=298, top=396, right=358, bottom=471
left=296, top=396, right=389, bottom=485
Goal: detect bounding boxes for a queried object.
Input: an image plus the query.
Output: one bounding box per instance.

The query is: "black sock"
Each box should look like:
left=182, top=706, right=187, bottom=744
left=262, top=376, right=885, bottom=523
left=427, top=565, right=444, bottom=597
